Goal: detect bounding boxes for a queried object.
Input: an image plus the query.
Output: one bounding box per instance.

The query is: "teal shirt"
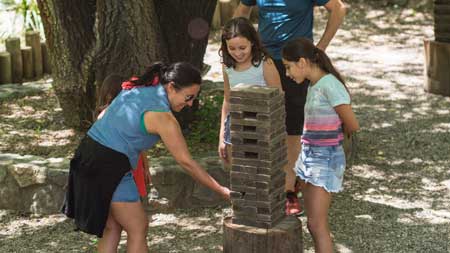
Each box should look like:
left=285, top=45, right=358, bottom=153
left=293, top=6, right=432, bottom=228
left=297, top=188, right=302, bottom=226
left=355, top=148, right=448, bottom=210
left=301, top=74, right=350, bottom=146
left=241, top=0, right=329, bottom=59
left=225, top=63, right=266, bottom=87
left=88, top=85, right=170, bottom=169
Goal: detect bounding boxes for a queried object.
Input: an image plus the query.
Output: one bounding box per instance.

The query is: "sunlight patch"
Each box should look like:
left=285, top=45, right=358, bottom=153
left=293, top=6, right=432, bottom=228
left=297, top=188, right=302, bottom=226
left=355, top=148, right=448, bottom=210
left=352, top=164, right=385, bottom=180
left=357, top=194, right=430, bottom=210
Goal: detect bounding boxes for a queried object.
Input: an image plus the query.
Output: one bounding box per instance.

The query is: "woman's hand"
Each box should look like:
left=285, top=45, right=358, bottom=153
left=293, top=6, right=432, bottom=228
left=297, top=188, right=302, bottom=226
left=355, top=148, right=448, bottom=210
left=220, top=186, right=231, bottom=200
left=218, top=142, right=230, bottom=164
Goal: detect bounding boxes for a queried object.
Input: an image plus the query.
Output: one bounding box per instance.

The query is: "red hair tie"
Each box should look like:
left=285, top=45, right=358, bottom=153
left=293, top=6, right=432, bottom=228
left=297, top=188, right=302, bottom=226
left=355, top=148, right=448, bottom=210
left=121, top=76, right=140, bottom=90
left=151, top=75, right=159, bottom=85
left=121, top=75, right=159, bottom=90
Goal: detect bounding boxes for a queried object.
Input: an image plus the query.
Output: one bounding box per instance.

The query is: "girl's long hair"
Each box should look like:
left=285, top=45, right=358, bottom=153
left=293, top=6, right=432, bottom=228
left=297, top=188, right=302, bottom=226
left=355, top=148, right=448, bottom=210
left=95, top=74, right=125, bottom=118
left=219, top=17, right=270, bottom=68
left=282, top=38, right=348, bottom=91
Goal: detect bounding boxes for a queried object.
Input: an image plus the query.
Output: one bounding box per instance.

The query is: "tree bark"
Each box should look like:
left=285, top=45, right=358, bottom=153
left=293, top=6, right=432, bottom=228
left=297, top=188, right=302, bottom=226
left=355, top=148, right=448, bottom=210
left=154, top=0, right=217, bottom=70
left=37, top=0, right=215, bottom=130
left=154, top=0, right=217, bottom=129
left=223, top=216, right=303, bottom=253
left=37, top=0, right=164, bottom=129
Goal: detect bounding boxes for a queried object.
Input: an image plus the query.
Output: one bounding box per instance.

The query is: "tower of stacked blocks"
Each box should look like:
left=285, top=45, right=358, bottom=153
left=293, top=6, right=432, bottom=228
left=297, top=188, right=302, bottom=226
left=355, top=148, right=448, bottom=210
left=229, top=85, right=287, bottom=228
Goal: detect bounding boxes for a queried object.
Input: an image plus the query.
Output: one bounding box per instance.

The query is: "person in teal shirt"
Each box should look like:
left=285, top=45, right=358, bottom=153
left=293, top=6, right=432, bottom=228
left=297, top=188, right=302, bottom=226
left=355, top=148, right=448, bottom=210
left=234, top=0, right=346, bottom=216
left=63, top=62, right=230, bottom=253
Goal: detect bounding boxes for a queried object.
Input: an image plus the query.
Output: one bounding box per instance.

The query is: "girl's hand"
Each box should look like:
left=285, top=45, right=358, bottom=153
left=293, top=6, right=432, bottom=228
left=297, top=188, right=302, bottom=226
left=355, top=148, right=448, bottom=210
left=218, top=142, right=230, bottom=164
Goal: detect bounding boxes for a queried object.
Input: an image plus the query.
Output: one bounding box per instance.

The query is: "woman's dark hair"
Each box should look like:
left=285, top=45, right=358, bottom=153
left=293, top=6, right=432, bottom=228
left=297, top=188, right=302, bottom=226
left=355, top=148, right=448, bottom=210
left=96, top=74, right=125, bottom=117
left=130, top=61, right=202, bottom=90
left=282, top=38, right=347, bottom=90
left=219, top=17, right=269, bottom=68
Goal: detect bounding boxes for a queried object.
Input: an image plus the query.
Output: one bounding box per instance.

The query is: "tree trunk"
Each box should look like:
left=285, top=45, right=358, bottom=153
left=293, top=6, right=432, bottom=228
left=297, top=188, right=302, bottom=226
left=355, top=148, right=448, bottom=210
left=37, top=0, right=216, bottom=130
left=223, top=216, right=303, bottom=253
left=154, top=0, right=217, bottom=129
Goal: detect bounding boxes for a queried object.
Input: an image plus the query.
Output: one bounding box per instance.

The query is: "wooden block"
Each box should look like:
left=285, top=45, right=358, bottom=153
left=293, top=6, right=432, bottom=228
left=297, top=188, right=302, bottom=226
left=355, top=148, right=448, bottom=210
left=230, top=85, right=281, bottom=99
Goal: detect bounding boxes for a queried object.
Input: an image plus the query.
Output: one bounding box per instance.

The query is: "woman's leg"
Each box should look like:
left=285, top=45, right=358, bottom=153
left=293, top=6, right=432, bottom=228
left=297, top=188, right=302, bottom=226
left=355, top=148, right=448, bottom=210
left=110, top=201, right=149, bottom=253
left=98, top=212, right=123, bottom=253
left=303, top=183, right=333, bottom=253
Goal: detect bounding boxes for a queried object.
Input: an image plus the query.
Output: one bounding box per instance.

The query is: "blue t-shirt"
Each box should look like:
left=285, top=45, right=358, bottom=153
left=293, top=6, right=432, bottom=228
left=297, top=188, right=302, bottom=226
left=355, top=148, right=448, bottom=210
left=241, top=0, right=329, bottom=59
left=88, top=85, right=170, bottom=169
left=301, top=74, right=350, bottom=146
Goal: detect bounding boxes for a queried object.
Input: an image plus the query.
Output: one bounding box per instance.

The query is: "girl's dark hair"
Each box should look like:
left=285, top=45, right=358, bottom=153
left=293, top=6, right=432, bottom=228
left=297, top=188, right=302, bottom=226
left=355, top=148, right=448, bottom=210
left=282, top=38, right=347, bottom=90
left=96, top=74, right=125, bottom=117
left=219, top=17, right=269, bottom=68
left=131, top=61, right=202, bottom=90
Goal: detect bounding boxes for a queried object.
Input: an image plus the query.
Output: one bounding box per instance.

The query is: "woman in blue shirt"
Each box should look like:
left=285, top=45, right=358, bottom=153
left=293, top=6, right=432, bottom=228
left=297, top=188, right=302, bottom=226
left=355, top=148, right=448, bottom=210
left=63, top=62, right=230, bottom=252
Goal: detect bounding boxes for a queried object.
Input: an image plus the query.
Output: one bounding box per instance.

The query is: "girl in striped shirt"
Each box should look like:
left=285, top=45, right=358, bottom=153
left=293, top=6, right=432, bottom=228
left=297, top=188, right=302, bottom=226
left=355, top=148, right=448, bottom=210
left=282, top=38, right=359, bottom=253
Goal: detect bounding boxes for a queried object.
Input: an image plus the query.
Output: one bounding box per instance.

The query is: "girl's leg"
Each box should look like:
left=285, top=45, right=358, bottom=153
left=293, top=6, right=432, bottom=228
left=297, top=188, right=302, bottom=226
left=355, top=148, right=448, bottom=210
left=110, top=201, right=149, bottom=253
left=285, top=135, right=301, bottom=192
left=303, top=183, right=333, bottom=253
left=285, top=135, right=303, bottom=215
left=98, top=212, right=123, bottom=253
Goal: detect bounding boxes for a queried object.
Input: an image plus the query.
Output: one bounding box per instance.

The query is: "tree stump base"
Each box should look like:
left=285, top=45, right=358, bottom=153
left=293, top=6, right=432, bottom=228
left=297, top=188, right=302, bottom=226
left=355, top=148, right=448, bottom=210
left=423, top=40, right=450, bottom=96
left=223, top=216, right=303, bottom=253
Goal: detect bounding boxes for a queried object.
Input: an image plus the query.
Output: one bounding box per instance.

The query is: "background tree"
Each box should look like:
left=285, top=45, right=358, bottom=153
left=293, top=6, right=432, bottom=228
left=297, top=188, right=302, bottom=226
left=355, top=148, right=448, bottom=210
left=36, top=0, right=217, bottom=129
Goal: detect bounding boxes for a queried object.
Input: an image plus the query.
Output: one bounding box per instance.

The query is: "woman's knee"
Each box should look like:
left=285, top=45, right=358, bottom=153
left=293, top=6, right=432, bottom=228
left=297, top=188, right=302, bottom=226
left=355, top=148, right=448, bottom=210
left=104, top=215, right=122, bottom=234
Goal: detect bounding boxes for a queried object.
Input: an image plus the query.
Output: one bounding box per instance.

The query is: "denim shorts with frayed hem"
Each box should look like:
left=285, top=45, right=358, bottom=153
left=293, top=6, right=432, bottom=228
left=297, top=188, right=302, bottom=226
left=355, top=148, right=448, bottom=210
left=295, top=144, right=346, bottom=193
left=111, top=171, right=140, bottom=202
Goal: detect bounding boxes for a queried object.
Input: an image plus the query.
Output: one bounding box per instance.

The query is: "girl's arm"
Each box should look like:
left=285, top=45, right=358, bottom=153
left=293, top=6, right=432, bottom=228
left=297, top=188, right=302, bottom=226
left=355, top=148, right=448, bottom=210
left=219, top=66, right=231, bottom=163
left=335, top=104, right=359, bottom=136
left=263, top=58, right=282, bottom=92
left=144, top=111, right=230, bottom=200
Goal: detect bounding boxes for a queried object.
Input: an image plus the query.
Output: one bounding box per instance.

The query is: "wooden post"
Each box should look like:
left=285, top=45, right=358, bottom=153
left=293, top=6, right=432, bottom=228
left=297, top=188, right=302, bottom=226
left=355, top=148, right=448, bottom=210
left=25, top=31, right=43, bottom=79
left=0, top=52, right=12, bottom=84
left=220, top=0, right=239, bottom=26
left=22, top=46, right=34, bottom=80
left=41, top=42, right=52, bottom=74
left=424, top=40, right=450, bottom=96
left=5, top=37, right=23, bottom=83
left=223, top=216, right=303, bottom=253
left=212, top=1, right=222, bottom=30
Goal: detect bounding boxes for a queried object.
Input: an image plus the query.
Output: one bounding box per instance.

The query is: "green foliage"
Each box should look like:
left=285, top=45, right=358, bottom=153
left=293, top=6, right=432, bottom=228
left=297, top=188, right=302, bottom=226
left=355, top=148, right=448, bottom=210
left=187, top=93, right=223, bottom=149
left=1, top=0, right=43, bottom=37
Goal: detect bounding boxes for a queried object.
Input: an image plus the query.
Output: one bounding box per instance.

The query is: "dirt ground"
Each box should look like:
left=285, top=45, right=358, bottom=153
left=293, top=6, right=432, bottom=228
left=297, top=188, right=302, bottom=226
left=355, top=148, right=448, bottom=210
left=1, top=3, right=450, bottom=253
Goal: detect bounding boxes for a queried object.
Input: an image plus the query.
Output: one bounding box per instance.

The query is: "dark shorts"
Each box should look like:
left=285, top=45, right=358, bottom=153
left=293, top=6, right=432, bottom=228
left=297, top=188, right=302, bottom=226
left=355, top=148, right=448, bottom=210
left=273, top=59, right=308, bottom=136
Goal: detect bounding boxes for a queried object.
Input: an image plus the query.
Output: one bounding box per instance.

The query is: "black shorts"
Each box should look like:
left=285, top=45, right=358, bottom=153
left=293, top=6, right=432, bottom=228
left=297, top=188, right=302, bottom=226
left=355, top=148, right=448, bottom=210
left=274, top=59, right=308, bottom=136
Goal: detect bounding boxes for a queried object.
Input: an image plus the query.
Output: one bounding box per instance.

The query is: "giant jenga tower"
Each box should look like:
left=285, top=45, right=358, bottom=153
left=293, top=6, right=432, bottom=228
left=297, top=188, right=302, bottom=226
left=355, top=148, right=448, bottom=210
left=223, top=85, right=303, bottom=252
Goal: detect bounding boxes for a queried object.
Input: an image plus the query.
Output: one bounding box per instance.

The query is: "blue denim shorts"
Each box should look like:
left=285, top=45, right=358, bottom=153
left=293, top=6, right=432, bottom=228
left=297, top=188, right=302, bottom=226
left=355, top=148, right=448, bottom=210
left=111, top=171, right=140, bottom=202
left=295, top=144, right=346, bottom=193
